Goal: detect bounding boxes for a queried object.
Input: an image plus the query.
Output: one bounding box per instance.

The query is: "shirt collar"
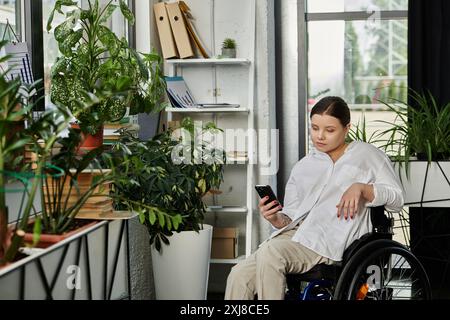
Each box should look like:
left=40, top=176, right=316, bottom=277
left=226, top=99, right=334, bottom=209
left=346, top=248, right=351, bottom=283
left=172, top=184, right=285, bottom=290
left=311, top=141, right=358, bottom=160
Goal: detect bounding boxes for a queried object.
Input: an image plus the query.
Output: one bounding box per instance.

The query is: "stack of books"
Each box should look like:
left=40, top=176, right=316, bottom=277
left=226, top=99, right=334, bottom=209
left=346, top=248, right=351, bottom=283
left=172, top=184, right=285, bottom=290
left=103, top=122, right=140, bottom=145
left=42, top=171, right=113, bottom=219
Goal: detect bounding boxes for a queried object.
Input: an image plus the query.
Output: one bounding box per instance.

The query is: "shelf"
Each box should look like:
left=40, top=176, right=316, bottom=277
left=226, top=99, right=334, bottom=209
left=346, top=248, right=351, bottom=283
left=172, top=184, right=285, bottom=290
left=206, top=206, right=248, bottom=213
left=166, top=107, right=249, bottom=113
left=226, top=157, right=248, bottom=164
left=167, top=58, right=250, bottom=66
left=210, top=255, right=246, bottom=264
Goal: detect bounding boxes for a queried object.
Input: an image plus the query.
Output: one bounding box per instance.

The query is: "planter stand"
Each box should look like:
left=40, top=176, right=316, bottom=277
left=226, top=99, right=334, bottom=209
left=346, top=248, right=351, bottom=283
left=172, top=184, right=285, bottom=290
left=0, top=218, right=134, bottom=300
left=396, top=160, right=450, bottom=298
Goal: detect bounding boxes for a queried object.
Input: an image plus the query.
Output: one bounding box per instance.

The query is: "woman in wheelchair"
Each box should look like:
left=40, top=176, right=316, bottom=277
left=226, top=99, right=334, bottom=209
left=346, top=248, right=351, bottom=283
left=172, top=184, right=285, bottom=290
left=225, top=96, right=431, bottom=300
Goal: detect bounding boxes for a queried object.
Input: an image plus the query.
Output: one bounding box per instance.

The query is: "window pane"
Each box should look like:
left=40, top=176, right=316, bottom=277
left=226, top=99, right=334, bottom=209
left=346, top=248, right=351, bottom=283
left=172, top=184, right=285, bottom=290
left=42, top=0, right=130, bottom=106
left=0, top=0, right=20, bottom=41
left=307, top=18, right=407, bottom=150
left=307, top=0, right=408, bottom=13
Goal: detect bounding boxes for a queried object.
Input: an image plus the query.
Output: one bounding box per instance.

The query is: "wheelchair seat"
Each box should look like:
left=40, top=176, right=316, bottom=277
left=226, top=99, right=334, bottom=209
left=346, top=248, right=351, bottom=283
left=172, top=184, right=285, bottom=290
left=287, top=263, right=341, bottom=283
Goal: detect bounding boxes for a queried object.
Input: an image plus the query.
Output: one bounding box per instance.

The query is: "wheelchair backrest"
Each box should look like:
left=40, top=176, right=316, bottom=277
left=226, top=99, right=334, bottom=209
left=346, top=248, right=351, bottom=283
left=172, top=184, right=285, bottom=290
left=341, top=206, right=393, bottom=264
left=370, top=206, right=393, bottom=234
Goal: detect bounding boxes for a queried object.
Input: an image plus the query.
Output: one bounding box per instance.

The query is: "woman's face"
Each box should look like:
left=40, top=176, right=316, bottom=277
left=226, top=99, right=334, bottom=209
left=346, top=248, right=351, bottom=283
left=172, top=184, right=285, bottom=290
left=310, top=114, right=350, bottom=154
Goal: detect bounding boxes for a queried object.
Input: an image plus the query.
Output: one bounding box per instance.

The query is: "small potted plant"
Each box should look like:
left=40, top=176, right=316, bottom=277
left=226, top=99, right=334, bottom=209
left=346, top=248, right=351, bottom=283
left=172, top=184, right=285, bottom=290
left=47, top=0, right=166, bottom=151
left=221, top=38, right=237, bottom=58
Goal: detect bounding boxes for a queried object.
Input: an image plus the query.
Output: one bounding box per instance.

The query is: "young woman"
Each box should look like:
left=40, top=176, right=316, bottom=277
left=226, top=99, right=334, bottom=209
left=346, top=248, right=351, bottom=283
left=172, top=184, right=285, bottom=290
left=225, top=96, right=404, bottom=300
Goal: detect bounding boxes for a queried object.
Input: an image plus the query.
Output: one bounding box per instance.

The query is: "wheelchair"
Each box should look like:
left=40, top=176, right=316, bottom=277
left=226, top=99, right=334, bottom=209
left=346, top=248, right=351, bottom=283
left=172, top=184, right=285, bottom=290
left=285, top=206, right=432, bottom=300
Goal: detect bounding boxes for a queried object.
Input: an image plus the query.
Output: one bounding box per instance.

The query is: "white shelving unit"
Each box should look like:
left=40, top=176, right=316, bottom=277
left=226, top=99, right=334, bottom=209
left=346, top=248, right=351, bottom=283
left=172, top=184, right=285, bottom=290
left=165, top=0, right=256, bottom=263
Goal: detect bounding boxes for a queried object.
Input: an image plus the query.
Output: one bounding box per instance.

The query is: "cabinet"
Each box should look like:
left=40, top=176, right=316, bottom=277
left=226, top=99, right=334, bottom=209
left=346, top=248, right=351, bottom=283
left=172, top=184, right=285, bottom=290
left=164, top=0, right=256, bottom=263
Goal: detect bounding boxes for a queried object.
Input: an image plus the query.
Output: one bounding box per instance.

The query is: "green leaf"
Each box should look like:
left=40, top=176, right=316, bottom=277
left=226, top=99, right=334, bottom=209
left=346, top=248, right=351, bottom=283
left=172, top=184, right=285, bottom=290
left=155, top=236, right=161, bottom=252
left=157, top=211, right=165, bottom=228
left=46, top=0, right=78, bottom=31
left=99, top=4, right=118, bottom=24
left=138, top=208, right=146, bottom=224
left=166, top=216, right=172, bottom=231
left=32, top=217, right=42, bottom=247
left=149, top=209, right=156, bottom=225
left=3, top=139, right=30, bottom=155
left=119, top=0, right=135, bottom=25
left=59, top=29, right=83, bottom=56
left=172, top=214, right=182, bottom=230
left=98, top=25, right=121, bottom=55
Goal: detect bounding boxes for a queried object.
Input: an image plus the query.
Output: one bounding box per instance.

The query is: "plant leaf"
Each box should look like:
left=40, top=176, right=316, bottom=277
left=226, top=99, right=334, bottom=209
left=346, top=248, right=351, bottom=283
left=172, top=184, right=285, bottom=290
left=119, top=0, right=135, bottom=25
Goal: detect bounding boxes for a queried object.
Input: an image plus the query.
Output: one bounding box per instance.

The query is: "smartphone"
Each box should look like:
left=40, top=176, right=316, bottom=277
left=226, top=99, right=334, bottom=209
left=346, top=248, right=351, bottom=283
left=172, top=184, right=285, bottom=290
left=255, top=185, right=280, bottom=208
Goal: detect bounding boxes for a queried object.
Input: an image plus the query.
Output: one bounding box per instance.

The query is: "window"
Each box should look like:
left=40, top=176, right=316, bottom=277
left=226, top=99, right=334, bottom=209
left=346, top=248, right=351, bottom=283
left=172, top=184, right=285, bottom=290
left=306, top=0, right=409, bottom=246
left=307, top=0, right=408, bottom=150
left=42, top=0, right=130, bottom=106
left=308, top=0, right=407, bottom=13
left=0, top=0, right=21, bottom=41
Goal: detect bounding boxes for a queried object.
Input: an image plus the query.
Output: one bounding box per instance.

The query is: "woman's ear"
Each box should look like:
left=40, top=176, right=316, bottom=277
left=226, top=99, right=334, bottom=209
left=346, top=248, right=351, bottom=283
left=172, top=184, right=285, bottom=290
left=345, top=123, right=351, bottom=134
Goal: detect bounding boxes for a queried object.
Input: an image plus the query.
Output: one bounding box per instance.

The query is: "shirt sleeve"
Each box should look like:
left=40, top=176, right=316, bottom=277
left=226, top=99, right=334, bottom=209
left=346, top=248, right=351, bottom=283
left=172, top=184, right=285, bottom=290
left=279, top=164, right=304, bottom=221
left=365, top=156, right=405, bottom=212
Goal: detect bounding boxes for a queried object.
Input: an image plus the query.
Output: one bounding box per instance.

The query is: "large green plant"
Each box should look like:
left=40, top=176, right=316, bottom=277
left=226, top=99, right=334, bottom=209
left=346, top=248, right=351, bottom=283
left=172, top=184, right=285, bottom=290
left=112, top=118, right=226, bottom=252
left=47, top=0, right=166, bottom=135
left=377, top=90, right=450, bottom=176
left=0, top=51, right=73, bottom=264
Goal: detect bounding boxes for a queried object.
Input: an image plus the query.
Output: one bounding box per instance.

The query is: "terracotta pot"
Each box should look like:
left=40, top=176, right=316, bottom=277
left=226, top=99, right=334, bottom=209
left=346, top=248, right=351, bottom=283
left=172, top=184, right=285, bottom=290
left=71, top=123, right=104, bottom=154
left=23, top=220, right=98, bottom=249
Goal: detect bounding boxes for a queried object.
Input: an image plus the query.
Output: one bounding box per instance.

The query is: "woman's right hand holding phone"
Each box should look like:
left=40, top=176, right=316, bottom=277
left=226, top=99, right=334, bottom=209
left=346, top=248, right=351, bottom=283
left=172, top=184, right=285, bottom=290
left=258, top=197, right=284, bottom=227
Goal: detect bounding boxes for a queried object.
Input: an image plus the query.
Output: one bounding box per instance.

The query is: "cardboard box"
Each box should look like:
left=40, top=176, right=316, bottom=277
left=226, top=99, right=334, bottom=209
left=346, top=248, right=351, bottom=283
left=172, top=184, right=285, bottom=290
left=211, top=227, right=238, bottom=259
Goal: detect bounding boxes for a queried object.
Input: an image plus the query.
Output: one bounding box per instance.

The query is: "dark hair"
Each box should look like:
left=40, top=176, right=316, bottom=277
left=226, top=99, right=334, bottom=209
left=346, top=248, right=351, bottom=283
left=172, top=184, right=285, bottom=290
left=310, top=96, right=350, bottom=127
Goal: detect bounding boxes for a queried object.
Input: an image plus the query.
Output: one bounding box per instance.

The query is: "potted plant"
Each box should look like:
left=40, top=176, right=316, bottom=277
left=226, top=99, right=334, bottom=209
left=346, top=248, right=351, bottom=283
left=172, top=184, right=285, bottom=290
left=377, top=90, right=450, bottom=206
left=111, top=118, right=226, bottom=299
left=24, top=128, right=115, bottom=248
left=47, top=0, right=166, bottom=150
left=0, top=80, right=73, bottom=265
left=221, top=38, right=237, bottom=58
left=0, top=49, right=30, bottom=264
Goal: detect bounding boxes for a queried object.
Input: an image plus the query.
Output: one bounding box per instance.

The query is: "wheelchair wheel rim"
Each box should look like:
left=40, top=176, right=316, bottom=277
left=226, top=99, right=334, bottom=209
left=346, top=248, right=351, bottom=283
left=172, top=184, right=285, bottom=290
left=346, top=246, right=432, bottom=300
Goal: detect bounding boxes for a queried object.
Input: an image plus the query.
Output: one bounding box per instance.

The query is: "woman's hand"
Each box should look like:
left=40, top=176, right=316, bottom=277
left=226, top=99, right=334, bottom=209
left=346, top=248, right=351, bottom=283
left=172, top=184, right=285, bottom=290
left=336, top=183, right=373, bottom=220
left=258, top=196, right=286, bottom=228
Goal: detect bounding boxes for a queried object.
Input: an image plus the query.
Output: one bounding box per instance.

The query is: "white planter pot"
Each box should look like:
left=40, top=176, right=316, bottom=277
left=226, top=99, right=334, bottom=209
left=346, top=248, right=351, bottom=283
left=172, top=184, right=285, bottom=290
left=395, top=161, right=450, bottom=207
left=151, top=224, right=213, bottom=300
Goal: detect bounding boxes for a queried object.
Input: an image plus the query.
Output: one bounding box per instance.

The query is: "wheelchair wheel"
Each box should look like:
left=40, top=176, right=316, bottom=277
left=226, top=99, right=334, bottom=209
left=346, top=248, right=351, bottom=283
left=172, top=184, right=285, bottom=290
left=334, top=239, right=402, bottom=300
left=346, top=246, right=432, bottom=300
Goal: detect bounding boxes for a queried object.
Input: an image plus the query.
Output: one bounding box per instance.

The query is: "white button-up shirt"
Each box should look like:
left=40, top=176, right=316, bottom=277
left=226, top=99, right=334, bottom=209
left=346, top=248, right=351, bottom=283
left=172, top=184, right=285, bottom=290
left=268, top=141, right=404, bottom=262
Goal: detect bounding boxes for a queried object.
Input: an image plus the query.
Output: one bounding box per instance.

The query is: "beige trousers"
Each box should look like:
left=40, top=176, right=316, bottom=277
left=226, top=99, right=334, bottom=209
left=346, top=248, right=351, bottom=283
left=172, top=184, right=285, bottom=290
left=224, top=227, right=334, bottom=300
